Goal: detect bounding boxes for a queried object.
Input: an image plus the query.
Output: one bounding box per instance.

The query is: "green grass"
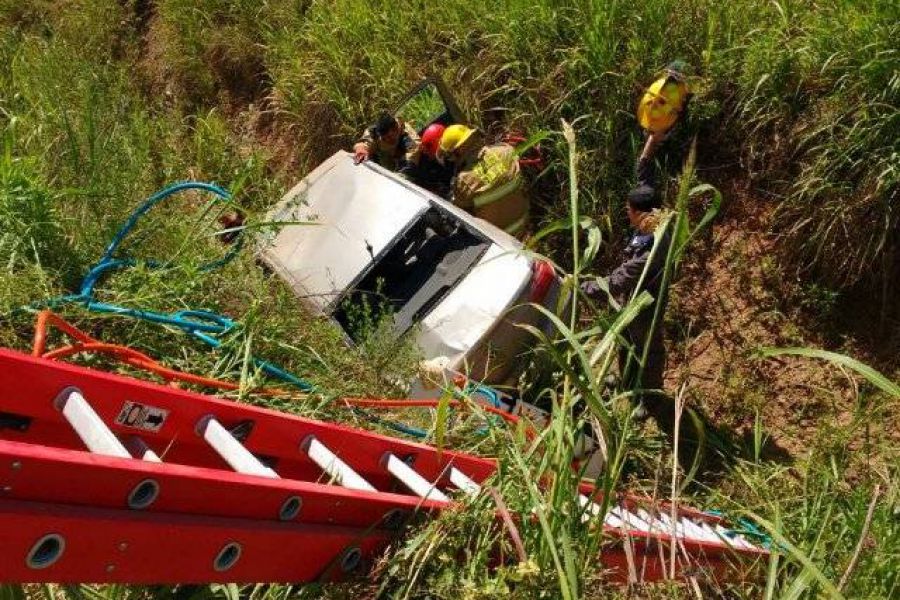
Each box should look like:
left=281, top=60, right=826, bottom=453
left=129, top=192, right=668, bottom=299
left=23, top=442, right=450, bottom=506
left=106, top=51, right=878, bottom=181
left=0, top=0, right=898, bottom=598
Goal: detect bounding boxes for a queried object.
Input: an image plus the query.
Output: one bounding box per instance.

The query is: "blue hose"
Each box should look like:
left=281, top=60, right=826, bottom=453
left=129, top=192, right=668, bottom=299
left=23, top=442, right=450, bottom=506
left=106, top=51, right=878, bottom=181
left=32, top=181, right=315, bottom=392
left=24, top=181, right=516, bottom=437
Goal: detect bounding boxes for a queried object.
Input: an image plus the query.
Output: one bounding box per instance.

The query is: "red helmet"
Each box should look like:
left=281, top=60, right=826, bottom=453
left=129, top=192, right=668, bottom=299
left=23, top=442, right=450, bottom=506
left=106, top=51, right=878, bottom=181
left=420, top=123, right=446, bottom=159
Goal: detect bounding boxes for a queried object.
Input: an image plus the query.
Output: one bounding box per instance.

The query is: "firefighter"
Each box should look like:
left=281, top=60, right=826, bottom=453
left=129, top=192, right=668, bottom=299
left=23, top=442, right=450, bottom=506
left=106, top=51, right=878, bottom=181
left=635, top=61, right=691, bottom=187
left=438, top=124, right=529, bottom=236
left=408, top=123, right=455, bottom=198
left=352, top=112, right=420, bottom=173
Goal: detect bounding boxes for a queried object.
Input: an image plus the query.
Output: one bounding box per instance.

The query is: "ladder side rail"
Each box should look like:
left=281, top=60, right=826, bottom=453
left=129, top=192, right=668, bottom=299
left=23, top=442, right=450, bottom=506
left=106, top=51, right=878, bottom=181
left=0, top=439, right=444, bottom=528
left=0, top=350, right=497, bottom=483
left=0, top=498, right=389, bottom=583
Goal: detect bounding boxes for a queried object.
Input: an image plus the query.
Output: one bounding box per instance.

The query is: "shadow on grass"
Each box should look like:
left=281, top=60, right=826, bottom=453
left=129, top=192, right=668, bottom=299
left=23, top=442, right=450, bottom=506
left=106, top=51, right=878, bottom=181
left=644, top=396, right=793, bottom=486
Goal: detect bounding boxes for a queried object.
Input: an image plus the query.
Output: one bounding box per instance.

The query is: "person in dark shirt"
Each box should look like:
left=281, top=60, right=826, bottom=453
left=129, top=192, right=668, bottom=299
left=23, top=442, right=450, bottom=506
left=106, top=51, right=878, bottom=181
left=610, top=184, right=670, bottom=397
left=584, top=184, right=673, bottom=424
left=352, top=112, right=419, bottom=174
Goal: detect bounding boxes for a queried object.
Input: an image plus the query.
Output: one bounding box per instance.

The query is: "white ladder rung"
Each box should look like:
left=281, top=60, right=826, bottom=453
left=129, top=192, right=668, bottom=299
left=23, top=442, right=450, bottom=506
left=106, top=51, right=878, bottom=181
left=603, top=509, right=625, bottom=529
left=197, top=415, right=278, bottom=478
left=577, top=495, right=627, bottom=529
left=680, top=516, right=719, bottom=542
left=301, top=435, right=375, bottom=492
left=637, top=508, right=669, bottom=534
left=624, top=507, right=657, bottom=532
left=123, top=435, right=161, bottom=462
left=577, top=494, right=599, bottom=517
left=700, top=521, right=753, bottom=549
left=383, top=453, right=449, bottom=503
left=54, top=387, right=130, bottom=459
left=700, top=521, right=724, bottom=544
left=449, top=467, right=481, bottom=497
left=611, top=506, right=650, bottom=533
left=715, top=524, right=756, bottom=549
left=656, top=512, right=688, bottom=538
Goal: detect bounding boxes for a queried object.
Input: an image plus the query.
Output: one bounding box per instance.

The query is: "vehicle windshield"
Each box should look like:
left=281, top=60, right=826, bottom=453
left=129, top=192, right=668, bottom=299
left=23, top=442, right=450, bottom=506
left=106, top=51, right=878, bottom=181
left=334, top=208, right=489, bottom=343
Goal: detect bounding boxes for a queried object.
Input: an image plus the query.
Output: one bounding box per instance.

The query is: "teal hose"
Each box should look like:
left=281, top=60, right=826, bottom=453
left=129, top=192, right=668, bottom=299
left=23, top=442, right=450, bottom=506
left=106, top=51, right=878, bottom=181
left=22, top=181, right=477, bottom=437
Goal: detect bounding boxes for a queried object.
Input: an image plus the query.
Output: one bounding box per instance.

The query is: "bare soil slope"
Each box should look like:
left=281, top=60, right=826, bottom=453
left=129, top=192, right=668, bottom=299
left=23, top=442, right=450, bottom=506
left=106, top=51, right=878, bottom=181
left=668, top=189, right=899, bottom=467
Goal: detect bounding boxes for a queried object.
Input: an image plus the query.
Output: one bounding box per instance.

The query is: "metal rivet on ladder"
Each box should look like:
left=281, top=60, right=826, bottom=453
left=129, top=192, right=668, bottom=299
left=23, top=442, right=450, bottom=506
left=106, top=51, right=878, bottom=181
left=213, top=542, right=242, bottom=572
left=382, top=453, right=450, bottom=503
left=196, top=415, right=278, bottom=479
left=278, top=495, right=302, bottom=521
left=381, top=508, right=408, bottom=530
left=339, top=547, right=362, bottom=573
left=54, top=386, right=130, bottom=459
left=301, top=435, right=376, bottom=492
left=127, top=479, right=159, bottom=510
left=25, top=534, right=65, bottom=569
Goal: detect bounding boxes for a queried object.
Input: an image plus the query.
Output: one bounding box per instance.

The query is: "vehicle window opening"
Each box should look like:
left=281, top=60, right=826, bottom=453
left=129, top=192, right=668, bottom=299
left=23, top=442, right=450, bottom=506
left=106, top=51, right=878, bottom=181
left=334, top=209, right=489, bottom=343
left=393, top=79, right=463, bottom=135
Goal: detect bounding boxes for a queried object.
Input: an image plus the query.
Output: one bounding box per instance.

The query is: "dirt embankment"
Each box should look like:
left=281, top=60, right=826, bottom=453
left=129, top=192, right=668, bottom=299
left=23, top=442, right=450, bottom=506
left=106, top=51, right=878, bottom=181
left=668, top=186, right=899, bottom=465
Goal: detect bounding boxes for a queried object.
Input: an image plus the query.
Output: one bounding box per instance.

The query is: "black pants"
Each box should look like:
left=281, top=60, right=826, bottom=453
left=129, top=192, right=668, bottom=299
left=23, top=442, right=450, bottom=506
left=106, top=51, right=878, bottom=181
left=618, top=345, right=674, bottom=430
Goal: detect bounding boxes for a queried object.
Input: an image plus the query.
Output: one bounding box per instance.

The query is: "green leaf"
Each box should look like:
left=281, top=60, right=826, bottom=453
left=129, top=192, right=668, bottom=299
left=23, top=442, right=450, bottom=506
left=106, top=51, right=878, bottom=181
left=743, top=509, right=845, bottom=599
left=757, top=347, right=900, bottom=398
left=582, top=222, right=602, bottom=266
left=432, top=387, right=453, bottom=456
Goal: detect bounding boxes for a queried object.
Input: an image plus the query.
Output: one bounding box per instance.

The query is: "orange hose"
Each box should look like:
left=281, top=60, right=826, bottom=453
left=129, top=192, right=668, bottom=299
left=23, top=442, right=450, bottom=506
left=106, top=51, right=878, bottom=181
left=341, top=398, right=522, bottom=426
left=32, top=311, right=525, bottom=432
left=32, top=310, right=283, bottom=393
left=43, top=342, right=158, bottom=364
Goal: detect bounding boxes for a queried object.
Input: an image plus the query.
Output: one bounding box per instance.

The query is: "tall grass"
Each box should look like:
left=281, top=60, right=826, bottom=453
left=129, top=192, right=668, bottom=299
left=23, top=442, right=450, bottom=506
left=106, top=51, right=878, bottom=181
left=0, top=1, right=897, bottom=598
left=0, top=0, right=417, bottom=399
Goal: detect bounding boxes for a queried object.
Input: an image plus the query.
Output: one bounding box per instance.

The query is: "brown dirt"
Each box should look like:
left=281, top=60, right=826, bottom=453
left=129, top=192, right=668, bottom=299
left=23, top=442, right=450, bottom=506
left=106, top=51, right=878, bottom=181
left=666, top=185, right=899, bottom=465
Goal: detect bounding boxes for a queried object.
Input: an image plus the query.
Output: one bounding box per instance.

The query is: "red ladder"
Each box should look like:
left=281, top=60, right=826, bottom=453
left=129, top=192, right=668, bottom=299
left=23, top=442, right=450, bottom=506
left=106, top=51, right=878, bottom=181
left=0, top=349, right=767, bottom=583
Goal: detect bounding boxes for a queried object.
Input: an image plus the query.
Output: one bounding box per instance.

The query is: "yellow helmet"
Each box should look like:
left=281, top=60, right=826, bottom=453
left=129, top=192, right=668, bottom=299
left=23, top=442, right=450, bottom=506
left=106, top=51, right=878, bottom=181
left=439, top=124, right=476, bottom=153
left=637, top=76, right=689, bottom=134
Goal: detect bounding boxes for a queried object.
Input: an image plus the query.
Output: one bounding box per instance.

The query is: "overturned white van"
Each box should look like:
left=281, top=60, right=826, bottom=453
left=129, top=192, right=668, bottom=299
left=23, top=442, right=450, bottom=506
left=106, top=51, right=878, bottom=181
left=257, top=150, right=561, bottom=386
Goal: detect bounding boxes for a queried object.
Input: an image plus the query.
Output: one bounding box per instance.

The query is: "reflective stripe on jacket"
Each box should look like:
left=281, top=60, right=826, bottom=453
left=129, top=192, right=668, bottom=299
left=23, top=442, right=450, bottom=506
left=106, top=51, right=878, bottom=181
left=453, top=144, right=529, bottom=235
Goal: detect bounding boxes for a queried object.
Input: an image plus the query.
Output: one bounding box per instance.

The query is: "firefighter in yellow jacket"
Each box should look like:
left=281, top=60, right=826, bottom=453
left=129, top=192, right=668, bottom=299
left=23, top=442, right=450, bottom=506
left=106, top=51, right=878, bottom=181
left=438, top=124, right=529, bottom=236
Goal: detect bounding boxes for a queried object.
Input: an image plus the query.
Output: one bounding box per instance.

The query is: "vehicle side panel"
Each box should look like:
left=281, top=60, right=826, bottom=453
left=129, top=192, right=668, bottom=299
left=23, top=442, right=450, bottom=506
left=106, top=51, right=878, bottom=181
left=417, top=245, right=531, bottom=379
